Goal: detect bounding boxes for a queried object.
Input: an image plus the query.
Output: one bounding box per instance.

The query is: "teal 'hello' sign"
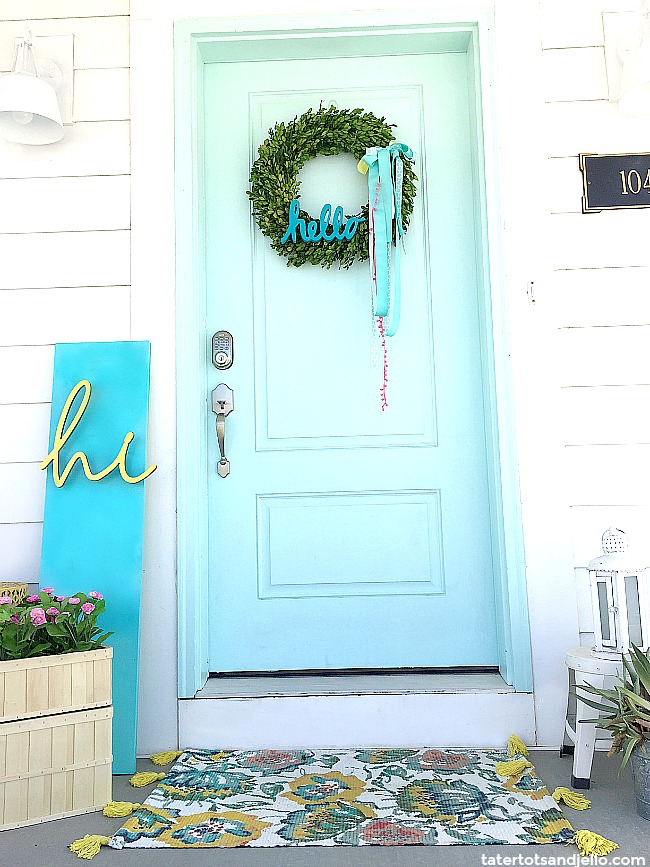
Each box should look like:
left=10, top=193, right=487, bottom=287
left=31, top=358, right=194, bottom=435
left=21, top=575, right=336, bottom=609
left=281, top=199, right=365, bottom=244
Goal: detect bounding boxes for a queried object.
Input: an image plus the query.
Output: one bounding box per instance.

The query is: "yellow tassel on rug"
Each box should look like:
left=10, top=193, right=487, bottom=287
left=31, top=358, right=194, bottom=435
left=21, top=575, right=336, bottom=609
left=69, top=835, right=110, bottom=860
left=130, top=771, right=166, bottom=788
left=103, top=800, right=142, bottom=817
left=573, top=830, right=618, bottom=856
left=151, top=749, right=183, bottom=766
left=507, top=734, right=528, bottom=758
left=495, top=759, right=534, bottom=777
left=552, top=787, right=591, bottom=810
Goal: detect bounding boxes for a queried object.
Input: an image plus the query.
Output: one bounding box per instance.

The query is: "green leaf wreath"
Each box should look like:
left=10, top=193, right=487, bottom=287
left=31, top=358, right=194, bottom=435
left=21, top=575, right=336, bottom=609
left=247, top=105, right=417, bottom=269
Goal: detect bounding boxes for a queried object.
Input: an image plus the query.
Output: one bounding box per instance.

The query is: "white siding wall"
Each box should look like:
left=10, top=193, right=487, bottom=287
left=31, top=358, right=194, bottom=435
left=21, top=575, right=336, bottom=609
left=0, top=1, right=131, bottom=584
left=2, top=0, right=650, bottom=751
left=541, top=0, right=650, bottom=643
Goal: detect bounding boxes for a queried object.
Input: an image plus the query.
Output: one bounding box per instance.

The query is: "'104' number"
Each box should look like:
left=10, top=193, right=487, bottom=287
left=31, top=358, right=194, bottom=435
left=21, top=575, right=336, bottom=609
left=619, top=168, right=650, bottom=195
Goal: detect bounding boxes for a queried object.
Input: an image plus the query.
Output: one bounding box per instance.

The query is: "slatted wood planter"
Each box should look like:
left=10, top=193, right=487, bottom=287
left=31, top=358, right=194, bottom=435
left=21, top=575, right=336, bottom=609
left=0, top=648, right=112, bottom=829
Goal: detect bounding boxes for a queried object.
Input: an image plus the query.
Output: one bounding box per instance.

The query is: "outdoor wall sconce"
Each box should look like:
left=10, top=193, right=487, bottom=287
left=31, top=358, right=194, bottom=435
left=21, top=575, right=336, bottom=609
left=604, top=1, right=650, bottom=117
left=588, top=527, right=650, bottom=657
left=0, top=31, right=73, bottom=145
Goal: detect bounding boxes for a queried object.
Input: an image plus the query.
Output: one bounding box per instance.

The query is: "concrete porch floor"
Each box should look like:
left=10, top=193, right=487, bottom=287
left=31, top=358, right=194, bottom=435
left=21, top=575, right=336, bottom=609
left=2, top=750, right=649, bottom=866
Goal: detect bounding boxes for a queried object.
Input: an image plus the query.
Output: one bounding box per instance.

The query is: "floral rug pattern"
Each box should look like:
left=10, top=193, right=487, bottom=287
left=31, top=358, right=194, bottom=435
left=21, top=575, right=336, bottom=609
left=109, top=748, right=574, bottom=849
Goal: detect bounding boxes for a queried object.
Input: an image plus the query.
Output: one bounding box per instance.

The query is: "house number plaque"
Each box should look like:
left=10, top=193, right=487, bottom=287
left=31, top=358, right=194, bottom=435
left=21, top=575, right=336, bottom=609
left=579, top=152, right=650, bottom=213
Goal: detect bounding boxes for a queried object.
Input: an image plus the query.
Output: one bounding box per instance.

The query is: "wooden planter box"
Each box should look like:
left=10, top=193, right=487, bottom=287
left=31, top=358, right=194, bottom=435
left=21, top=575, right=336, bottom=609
left=0, top=648, right=113, bottom=830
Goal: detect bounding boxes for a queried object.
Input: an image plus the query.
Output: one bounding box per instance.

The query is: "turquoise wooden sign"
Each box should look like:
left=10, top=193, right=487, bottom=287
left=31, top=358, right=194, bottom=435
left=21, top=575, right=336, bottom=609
left=280, top=199, right=365, bottom=244
left=39, top=341, right=154, bottom=774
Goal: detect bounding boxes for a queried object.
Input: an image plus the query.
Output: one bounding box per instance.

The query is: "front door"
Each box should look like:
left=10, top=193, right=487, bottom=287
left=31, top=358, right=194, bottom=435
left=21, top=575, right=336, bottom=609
left=203, top=43, right=499, bottom=673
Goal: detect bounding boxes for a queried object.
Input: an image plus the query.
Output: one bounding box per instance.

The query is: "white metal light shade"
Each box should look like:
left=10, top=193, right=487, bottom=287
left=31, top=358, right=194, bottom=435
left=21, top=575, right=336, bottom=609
left=0, top=72, right=63, bottom=144
left=0, top=32, right=66, bottom=146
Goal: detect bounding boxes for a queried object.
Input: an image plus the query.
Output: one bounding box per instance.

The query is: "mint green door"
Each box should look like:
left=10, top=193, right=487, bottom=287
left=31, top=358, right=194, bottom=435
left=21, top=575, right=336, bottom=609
left=203, top=46, right=499, bottom=672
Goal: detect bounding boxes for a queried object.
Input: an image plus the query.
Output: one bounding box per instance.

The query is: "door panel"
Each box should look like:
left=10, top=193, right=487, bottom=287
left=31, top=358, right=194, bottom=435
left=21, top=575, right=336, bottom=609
left=251, top=84, right=436, bottom=450
left=257, top=491, right=444, bottom=599
left=203, top=49, right=499, bottom=672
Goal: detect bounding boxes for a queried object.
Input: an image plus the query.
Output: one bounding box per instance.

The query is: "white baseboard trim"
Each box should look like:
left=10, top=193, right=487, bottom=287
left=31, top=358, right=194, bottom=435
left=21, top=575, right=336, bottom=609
left=179, top=691, right=535, bottom=749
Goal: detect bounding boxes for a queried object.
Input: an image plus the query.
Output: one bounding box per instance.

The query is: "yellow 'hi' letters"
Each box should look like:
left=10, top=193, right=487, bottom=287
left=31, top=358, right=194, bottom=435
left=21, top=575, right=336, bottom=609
left=40, top=380, right=157, bottom=488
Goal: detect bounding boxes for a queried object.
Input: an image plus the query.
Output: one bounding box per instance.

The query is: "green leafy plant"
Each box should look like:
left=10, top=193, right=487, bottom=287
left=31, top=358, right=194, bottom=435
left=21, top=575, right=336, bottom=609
left=248, top=104, right=417, bottom=269
left=574, top=643, right=650, bottom=770
left=0, top=587, right=113, bottom=660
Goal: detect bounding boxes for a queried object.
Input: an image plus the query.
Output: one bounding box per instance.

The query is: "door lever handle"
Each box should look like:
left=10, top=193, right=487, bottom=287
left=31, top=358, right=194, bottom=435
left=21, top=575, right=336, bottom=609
left=212, top=383, right=234, bottom=477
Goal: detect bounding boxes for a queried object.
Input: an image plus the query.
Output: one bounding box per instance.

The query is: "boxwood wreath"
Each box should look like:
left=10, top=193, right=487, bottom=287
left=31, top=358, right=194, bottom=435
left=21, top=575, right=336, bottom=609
left=248, top=105, right=417, bottom=269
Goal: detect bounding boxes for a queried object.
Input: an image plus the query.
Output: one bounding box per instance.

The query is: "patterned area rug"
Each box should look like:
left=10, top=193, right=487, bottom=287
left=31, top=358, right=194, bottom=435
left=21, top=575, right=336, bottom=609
left=109, top=748, right=574, bottom=849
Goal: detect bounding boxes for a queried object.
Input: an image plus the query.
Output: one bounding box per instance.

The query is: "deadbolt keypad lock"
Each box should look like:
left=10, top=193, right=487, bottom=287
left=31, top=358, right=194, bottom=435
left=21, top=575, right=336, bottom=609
left=212, top=383, right=234, bottom=477
left=212, top=331, right=233, bottom=370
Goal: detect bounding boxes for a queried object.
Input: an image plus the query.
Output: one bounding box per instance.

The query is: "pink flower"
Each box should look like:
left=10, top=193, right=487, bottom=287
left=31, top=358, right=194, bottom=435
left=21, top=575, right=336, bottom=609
left=42, top=587, right=54, bottom=594
left=88, top=591, right=103, bottom=600
left=26, top=595, right=40, bottom=602
left=0, top=596, right=12, bottom=604
left=46, top=607, right=58, bottom=616
left=56, top=596, right=67, bottom=602
left=81, top=602, right=95, bottom=615
left=68, top=597, right=80, bottom=605
left=30, top=607, right=47, bottom=626
left=10, top=615, right=19, bottom=623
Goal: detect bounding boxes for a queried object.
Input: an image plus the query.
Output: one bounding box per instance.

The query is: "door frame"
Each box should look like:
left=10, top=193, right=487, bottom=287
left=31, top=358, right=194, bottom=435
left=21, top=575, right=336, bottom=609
left=174, top=12, right=533, bottom=698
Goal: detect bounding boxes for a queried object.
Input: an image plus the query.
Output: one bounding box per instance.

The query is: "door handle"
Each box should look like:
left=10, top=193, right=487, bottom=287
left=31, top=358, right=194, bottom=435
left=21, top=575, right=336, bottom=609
left=211, top=383, right=234, bottom=478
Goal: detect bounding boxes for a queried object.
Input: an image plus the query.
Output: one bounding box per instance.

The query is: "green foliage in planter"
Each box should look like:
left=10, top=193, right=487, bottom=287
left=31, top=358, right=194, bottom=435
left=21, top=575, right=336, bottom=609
left=247, top=105, right=417, bottom=269
left=575, top=643, right=650, bottom=770
left=0, top=587, right=113, bottom=660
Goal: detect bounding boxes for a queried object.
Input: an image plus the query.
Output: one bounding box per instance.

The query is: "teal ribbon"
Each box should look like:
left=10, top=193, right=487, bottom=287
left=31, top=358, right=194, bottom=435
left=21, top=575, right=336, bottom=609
left=361, top=142, right=413, bottom=336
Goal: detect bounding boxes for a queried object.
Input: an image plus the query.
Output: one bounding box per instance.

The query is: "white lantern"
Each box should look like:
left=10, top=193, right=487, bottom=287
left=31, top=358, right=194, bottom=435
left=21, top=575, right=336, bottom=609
left=588, top=527, right=650, bottom=657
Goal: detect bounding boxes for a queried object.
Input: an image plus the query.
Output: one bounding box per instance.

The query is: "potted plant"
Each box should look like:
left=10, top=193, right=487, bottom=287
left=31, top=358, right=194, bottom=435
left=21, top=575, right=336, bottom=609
left=575, top=643, right=650, bottom=820
left=0, top=586, right=112, bottom=662
left=0, top=587, right=114, bottom=829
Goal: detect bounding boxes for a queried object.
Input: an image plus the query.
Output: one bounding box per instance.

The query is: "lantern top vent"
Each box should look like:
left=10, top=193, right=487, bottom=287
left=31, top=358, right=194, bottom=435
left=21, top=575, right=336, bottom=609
left=588, top=526, right=647, bottom=571
left=602, top=526, right=628, bottom=554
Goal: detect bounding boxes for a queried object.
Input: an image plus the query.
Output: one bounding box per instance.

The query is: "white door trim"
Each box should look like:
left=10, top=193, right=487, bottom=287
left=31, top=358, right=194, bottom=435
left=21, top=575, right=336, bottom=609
left=173, top=12, right=532, bottom=696
left=129, top=3, right=580, bottom=750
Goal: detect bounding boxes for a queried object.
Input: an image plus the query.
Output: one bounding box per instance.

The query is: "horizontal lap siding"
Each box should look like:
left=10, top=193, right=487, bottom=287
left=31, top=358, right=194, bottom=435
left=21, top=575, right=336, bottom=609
left=549, top=268, right=650, bottom=326
left=0, top=176, right=130, bottom=233
left=0, top=465, right=46, bottom=524
left=2, top=2, right=129, bottom=20
left=0, top=524, right=42, bottom=583
left=1, top=1, right=647, bottom=646
left=0, top=2, right=131, bottom=584
left=0, top=19, right=130, bottom=70
left=0, top=232, right=131, bottom=289
left=542, top=1, right=650, bottom=642
left=0, top=123, right=130, bottom=179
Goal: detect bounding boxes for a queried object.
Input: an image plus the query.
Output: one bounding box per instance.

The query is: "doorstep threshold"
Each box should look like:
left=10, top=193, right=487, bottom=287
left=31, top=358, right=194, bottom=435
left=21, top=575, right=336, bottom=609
left=194, top=671, right=513, bottom=699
